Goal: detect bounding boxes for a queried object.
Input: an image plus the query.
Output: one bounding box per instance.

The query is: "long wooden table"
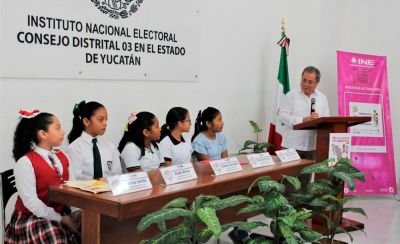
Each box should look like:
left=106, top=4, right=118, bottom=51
left=48, top=156, right=314, bottom=243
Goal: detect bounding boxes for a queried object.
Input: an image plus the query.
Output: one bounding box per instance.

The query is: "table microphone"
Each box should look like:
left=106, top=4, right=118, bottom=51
left=310, top=98, right=316, bottom=114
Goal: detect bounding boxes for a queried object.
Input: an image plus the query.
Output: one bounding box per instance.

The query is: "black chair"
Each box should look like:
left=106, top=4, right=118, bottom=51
left=1, top=169, right=17, bottom=232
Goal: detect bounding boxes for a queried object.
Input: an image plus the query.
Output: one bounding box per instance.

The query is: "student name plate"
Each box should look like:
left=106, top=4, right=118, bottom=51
left=107, top=172, right=152, bottom=196
left=247, top=153, right=275, bottom=168
left=160, top=163, right=198, bottom=185
left=210, top=157, right=242, bottom=176
left=275, top=149, right=301, bottom=163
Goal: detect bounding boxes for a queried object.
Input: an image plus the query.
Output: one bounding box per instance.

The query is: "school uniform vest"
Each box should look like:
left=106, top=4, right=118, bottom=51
left=15, top=150, right=69, bottom=214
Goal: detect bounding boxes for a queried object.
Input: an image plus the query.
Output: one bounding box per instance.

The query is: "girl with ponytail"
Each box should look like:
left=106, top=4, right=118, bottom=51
left=119, top=112, right=164, bottom=171
left=66, top=101, right=122, bottom=180
left=159, top=107, right=193, bottom=166
left=5, top=110, right=79, bottom=243
left=191, top=107, right=228, bottom=161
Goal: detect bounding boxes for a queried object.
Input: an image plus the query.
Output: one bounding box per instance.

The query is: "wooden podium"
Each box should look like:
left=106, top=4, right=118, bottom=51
left=293, top=116, right=371, bottom=232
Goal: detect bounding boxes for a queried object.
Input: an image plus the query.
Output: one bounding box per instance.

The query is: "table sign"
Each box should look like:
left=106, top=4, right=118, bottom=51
left=160, top=163, right=198, bottom=185
left=210, top=157, right=242, bottom=176
left=107, top=172, right=152, bottom=196
left=275, top=149, right=301, bottom=163
left=247, top=153, right=275, bottom=168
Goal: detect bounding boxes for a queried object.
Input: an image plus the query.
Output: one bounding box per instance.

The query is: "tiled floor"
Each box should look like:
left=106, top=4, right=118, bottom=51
left=207, top=195, right=400, bottom=243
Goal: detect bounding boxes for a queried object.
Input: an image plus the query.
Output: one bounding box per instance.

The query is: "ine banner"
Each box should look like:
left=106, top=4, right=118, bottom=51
left=337, top=51, right=397, bottom=195
left=0, top=0, right=200, bottom=81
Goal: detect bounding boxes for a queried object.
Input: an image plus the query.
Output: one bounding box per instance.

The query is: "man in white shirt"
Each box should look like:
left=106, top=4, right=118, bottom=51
left=278, top=66, right=330, bottom=160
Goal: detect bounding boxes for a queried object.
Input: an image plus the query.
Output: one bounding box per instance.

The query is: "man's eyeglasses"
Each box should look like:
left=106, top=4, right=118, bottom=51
left=301, top=77, right=317, bottom=85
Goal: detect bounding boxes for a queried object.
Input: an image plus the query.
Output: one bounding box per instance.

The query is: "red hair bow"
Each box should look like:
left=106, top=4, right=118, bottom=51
left=19, top=109, right=41, bottom=119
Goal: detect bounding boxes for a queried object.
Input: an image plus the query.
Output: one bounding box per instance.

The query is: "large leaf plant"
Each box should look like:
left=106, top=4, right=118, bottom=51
left=289, top=158, right=368, bottom=244
left=137, top=194, right=266, bottom=243
left=239, top=121, right=273, bottom=154
left=239, top=175, right=322, bottom=244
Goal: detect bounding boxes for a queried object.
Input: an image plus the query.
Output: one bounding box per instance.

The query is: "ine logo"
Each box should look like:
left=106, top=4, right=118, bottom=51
left=351, top=56, right=375, bottom=66
left=91, top=0, right=144, bottom=19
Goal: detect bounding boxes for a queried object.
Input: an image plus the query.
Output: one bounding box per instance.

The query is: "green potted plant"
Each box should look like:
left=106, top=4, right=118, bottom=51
left=289, top=158, right=367, bottom=244
left=239, top=121, right=273, bottom=154
left=239, top=175, right=322, bottom=243
left=137, top=194, right=266, bottom=243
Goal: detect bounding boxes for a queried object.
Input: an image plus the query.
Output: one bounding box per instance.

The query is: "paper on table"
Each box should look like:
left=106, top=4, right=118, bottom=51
left=64, top=180, right=111, bottom=194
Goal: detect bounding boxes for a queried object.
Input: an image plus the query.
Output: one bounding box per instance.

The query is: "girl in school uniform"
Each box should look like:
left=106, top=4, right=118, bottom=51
left=4, top=110, right=79, bottom=243
left=66, top=101, right=122, bottom=180
left=191, top=107, right=228, bottom=161
left=159, top=107, right=193, bottom=166
left=118, top=112, right=164, bottom=171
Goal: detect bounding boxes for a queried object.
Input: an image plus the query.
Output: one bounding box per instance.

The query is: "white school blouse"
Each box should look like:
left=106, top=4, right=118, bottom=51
left=120, top=142, right=164, bottom=171
left=66, top=131, right=122, bottom=180
left=14, top=147, right=65, bottom=222
left=159, top=134, right=193, bottom=165
left=278, top=89, right=330, bottom=151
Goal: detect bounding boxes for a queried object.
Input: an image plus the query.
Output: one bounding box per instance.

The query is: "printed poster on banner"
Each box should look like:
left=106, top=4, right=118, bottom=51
left=337, top=51, right=397, bottom=195
left=329, top=133, right=351, bottom=161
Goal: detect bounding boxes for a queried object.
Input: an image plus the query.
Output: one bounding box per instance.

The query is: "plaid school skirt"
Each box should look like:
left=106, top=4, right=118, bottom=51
left=4, top=210, right=78, bottom=244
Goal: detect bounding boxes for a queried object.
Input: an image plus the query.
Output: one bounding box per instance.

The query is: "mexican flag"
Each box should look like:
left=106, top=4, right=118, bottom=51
left=267, top=33, right=290, bottom=154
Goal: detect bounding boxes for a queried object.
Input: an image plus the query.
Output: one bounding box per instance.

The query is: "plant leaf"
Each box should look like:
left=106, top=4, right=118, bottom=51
left=277, top=216, right=295, bottom=228
left=282, top=175, right=302, bottom=190
left=254, top=142, right=270, bottom=152
left=196, top=207, right=222, bottom=238
left=351, top=172, right=367, bottom=183
left=279, top=223, right=293, bottom=239
left=221, top=221, right=267, bottom=232
left=287, top=193, right=315, bottom=203
left=319, top=179, right=333, bottom=187
left=307, top=182, right=333, bottom=194
left=264, top=192, right=288, bottom=211
left=284, top=236, right=299, bottom=244
left=337, top=157, right=352, bottom=165
left=138, top=208, right=192, bottom=233
left=250, top=120, right=263, bottom=133
left=332, top=171, right=356, bottom=191
left=156, top=221, right=166, bottom=232
left=238, top=203, right=265, bottom=215
left=321, top=194, right=340, bottom=203
left=308, top=198, right=331, bottom=207
left=243, top=140, right=257, bottom=148
left=300, top=162, right=330, bottom=175
left=247, top=176, right=271, bottom=194
left=299, top=229, right=322, bottom=242
left=162, top=197, right=188, bottom=209
left=291, top=210, right=313, bottom=221
left=252, top=195, right=265, bottom=205
left=145, top=226, right=191, bottom=244
left=343, top=207, right=367, bottom=217
left=205, top=195, right=252, bottom=211
left=194, top=195, right=220, bottom=210
left=195, top=228, right=214, bottom=243
left=335, top=226, right=353, bottom=242
left=258, top=180, right=286, bottom=193
left=245, top=236, right=273, bottom=244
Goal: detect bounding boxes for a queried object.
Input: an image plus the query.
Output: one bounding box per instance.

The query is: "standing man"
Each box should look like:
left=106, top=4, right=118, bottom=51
left=278, top=66, right=330, bottom=160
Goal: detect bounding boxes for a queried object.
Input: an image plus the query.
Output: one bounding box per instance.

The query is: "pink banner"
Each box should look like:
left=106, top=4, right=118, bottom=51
left=337, top=51, right=397, bottom=195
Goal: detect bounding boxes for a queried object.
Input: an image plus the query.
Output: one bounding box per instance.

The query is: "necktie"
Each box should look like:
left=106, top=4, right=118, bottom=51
left=92, top=138, right=103, bottom=179
left=48, top=154, right=63, bottom=181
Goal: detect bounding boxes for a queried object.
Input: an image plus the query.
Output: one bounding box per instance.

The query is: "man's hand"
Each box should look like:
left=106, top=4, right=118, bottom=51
left=303, top=112, right=320, bottom=122
left=310, top=112, right=319, bottom=119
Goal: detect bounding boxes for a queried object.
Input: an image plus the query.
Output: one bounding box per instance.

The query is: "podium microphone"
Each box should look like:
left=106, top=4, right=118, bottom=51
left=310, top=98, right=316, bottom=114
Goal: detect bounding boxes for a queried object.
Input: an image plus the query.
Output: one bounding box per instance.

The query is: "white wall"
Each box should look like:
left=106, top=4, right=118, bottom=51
left=1, top=0, right=399, bottom=237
